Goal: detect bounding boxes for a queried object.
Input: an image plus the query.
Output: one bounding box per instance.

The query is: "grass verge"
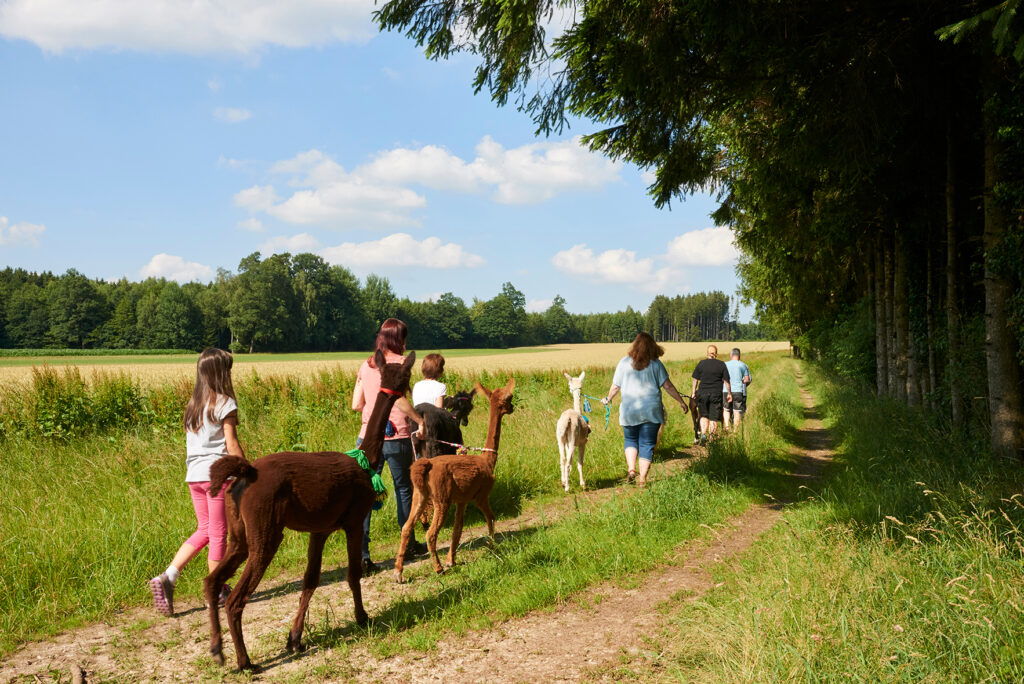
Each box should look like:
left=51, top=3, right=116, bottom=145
left=603, top=363, right=1024, bottom=682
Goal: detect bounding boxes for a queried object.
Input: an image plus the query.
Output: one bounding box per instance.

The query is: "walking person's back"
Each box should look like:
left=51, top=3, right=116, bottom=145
left=691, top=344, right=731, bottom=441
left=723, top=348, right=751, bottom=430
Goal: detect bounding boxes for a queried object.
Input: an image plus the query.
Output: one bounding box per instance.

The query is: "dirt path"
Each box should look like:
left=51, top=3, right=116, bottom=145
left=0, top=446, right=704, bottom=683
left=1, top=372, right=832, bottom=684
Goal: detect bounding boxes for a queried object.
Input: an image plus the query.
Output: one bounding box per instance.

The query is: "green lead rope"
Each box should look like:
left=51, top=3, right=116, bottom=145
left=345, top=448, right=388, bottom=510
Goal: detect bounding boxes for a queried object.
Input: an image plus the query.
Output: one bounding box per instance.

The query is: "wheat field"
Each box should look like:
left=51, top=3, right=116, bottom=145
left=0, top=341, right=790, bottom=386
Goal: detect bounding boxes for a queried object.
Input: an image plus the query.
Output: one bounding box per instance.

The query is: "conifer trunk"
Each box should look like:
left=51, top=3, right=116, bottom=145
left=874, top=237, right=889, bottom=396
left=894, top=233, right=909, bottom=403
left=926, top=239, right=937, bottom=410
left=946, top=125, right=964, bottom=428
left=885, top=239, right=897, bottom=398
left=982, top=90, right=1023, bottom=460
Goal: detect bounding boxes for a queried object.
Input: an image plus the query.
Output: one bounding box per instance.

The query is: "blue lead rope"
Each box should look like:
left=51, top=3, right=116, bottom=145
left=581, top=394, right=611, bottom=429
left=345, top=448, right=387, bottom=511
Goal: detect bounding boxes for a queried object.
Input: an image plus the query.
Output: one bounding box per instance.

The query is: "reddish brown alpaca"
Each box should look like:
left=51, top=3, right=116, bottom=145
left=394, top=377, right=515, bottom=582
left=203, top=350, right=415, bottom=671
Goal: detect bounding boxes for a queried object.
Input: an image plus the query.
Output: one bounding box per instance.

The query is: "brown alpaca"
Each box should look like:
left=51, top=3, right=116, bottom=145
left=203, top=350, right=415, bottom=671
left=394, top=377, right=515, bottom=582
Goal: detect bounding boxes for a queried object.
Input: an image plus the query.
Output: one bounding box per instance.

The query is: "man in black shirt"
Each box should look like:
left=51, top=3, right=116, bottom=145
left=691, top=345, right=732, bottom=442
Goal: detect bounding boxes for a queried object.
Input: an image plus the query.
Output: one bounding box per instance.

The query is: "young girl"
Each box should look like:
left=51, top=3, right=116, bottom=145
left=149, top=348, right=244, bottom=616
left=412, top=353, right=447, bottom=408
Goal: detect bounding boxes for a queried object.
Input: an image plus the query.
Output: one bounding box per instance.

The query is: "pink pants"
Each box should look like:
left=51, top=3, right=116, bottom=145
left=185, top=482, right=227, bottom=562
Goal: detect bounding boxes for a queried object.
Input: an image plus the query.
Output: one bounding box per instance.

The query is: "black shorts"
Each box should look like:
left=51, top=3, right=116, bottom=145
left=723, top=393, right=747, bottom=414
left=696, top=391, right=723, bottom=421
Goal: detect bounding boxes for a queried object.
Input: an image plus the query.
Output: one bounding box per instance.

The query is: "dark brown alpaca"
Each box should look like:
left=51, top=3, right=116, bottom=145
left=394, top=378, right=515, bottom=582
left=203, top=350, right=415, bottom=671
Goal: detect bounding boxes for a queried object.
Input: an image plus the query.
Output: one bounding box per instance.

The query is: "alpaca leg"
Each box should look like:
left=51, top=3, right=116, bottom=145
left=205, top=535, right=248, bottom=667
left=427, top=499, right=450, bottom=574
left=577, top=441, right=587, bottom=490
left=395, top=488, right=427, bottom=582
left=225, top=527, right=284, bottom=671
left=558, top=440, right=569, bottom=491
left=447, top=503, right=467, bottom=568
left=475, top=496, right=496, bottom=543
left=286, top=531, right=329, bottom=653
left=344, top=525, right=370, bottom=626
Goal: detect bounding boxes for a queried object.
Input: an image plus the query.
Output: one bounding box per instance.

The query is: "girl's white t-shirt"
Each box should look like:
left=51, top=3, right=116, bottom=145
left=412, top=379, right=446, bottom=407
left=184, top=396, right=238, bottom=482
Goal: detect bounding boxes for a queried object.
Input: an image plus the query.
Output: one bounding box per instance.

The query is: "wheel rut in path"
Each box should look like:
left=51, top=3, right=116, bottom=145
left=353, top=373, right=834, bottom=684
left=0, top=445, right=703, bottom=682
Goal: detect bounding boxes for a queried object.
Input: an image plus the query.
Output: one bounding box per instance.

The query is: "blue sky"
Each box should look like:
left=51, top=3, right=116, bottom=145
left=0, top=1, right=745, bottom=316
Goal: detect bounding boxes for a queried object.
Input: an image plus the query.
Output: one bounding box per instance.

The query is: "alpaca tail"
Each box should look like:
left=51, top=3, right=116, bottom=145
left=410, top=457, right=432, bottom=495
left=209, top=456, right=257, bottom=496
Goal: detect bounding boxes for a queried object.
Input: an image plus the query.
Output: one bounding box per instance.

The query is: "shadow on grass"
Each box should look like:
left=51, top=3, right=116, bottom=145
left=246, top=527, right=546, bottom=674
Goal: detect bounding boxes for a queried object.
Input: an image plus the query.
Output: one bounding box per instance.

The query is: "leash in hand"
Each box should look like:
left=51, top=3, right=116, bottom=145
left=582, top=393, right=611, bottom=429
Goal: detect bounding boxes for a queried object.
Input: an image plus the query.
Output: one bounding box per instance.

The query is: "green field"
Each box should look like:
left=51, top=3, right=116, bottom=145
left=2, top=352, right=1020, bottom=681
left=0, top=351, right=787, bottom=656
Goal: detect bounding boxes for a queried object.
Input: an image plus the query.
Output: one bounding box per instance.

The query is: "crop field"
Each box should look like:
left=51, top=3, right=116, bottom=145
left=0, top=341, right=790, bottom=386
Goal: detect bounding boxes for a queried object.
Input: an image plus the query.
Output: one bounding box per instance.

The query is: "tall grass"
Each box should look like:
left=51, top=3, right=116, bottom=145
left=618, top=364, right=1024, bottom=682
left=0, top=353, right=789, bottom=655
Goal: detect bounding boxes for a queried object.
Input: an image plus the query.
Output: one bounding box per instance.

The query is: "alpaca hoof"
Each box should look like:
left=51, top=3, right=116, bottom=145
left=210, top=647, right=225, bottom=667
left=356, top=611, right=369, bottom=627
left=285, top=632, right=305, bottom=653
left=433, top=565, right=446, bottom=575
left=395, top=570, right=405, bottom=584
left=238, top=660, right=261, bottom=673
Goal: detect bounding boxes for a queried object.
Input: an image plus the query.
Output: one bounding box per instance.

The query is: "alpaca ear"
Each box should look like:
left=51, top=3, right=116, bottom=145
left=468, top=388, right=477, bottom=399
left=373, top=349, right=386, bottom=370
left=473, top=381, right=491, bottom=399
left=579, top=371, right=585, bottom=381
left=563, top=372, right=571, bottom=381
left=402, top=350, right=416, bottom=371
left=505, top=377, right=516, bottom=394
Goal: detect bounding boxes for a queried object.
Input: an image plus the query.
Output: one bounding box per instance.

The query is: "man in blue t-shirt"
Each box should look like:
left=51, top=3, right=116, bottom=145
left=723, top=348, right=752, bottom=430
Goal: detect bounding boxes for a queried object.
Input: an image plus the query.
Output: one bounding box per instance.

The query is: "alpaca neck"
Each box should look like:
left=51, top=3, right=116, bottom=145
left=483, top=406, right=504, bottom=472
left=360, top=390, right=401, bottom=468
left=572, top=391, right=582, bottom=415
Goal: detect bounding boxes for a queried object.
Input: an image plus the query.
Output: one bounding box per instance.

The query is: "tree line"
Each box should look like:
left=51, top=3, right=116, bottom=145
left=373, top=1, right=1024, bottom=458
left=0, top=253, right=768, bottom=353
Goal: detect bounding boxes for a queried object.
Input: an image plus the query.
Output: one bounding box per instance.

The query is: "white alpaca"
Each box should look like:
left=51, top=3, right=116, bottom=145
left=556, top=371, right=590, bottom=492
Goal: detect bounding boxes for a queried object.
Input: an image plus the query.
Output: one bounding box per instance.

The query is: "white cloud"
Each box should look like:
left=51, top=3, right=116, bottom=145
left=0, top=216, right=45, bottom=247
left=552, top=227, right=740, bottom=293
left=259, top=232, right=321, bottom=255
left=551, top=244, right=673, bottom=292
left=526, top=298, right=553, bottom=313
left=361, top=135, right=621, bottom=204
left=207, top=79, right=221, bottom=92
left=140, top=253, right=214, bottom=283
left=236, top=218, right=265, bottom=233
left=416, top=291, right=444, bottom=303
left=665, top=226, right=739, bottom=266
left=242, top=137, right=622, bottom=229
left=320, top=233, right=485, bottom=270
left=214, top=107, right=251, bottom=123
left=640, top=169, right=657, bottom=186
left=0, top=0, right=376, bottom=55
left=233, top=184, right=278, bottom=211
